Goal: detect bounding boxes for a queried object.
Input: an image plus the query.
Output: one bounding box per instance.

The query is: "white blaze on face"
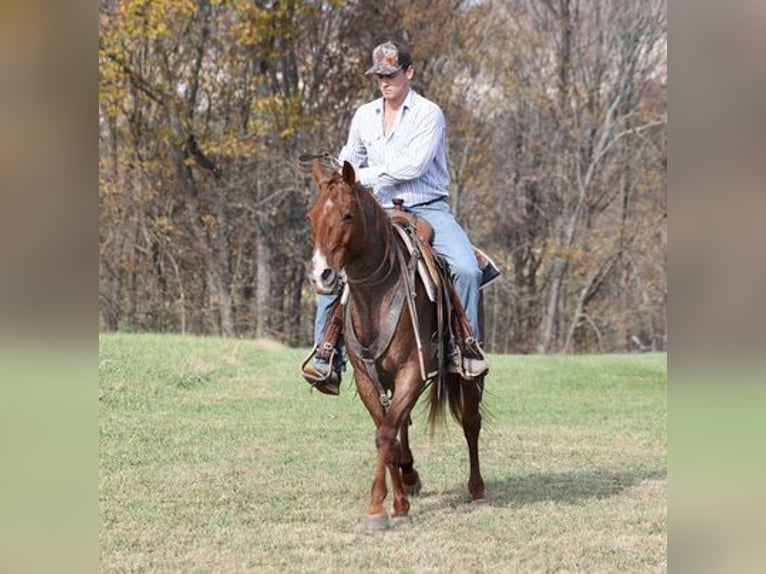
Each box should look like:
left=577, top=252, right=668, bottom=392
left=311, top=247, right=331, bottom=287
left=309, top=195, right=339, bottom=292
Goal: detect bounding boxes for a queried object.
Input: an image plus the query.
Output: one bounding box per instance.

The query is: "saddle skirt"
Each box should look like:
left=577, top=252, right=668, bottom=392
left=392, top=223, right=439, bottom=302
left=387, top=211, right=501, bottom=299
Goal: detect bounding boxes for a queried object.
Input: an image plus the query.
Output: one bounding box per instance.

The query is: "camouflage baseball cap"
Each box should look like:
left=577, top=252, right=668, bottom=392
left=364, top=41, right=412, bottom=75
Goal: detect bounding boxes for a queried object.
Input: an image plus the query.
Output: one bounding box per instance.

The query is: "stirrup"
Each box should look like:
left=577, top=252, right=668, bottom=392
left=299, top=345, right=341, bottom=395
left=446, top=337, right=489, bottom=379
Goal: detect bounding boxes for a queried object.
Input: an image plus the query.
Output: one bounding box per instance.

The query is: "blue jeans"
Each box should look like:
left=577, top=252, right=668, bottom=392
left=313, top=198, right=482, bottom=359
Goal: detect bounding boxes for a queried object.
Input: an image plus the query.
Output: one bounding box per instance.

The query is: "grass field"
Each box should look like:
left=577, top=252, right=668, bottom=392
left=99, top=333, right=666, bottom=572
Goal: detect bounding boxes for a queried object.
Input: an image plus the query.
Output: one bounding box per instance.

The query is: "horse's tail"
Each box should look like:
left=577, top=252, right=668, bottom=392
left=426, top=374, right=484, bottom=433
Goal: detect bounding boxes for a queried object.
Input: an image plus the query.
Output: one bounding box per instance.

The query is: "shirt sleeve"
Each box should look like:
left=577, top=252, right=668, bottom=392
left=337, top=107, right=368, bottom=169
left=357, top=105, right=444, bottom=188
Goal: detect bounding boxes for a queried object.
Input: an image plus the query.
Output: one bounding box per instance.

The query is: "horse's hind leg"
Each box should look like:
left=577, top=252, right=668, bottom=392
left=399, top=415, right=422, bottom=496
left=461, top=378, right=486, bottom=501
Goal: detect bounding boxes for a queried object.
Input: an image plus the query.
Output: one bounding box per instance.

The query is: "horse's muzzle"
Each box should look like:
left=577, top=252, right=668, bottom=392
left=314, top=267, right=338, bottom=294
left=310, top=249, right=340, bottom=294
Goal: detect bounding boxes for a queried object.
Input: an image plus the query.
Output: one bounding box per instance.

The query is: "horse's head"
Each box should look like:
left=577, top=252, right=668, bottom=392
left=307, top=160, right=367, bottom=294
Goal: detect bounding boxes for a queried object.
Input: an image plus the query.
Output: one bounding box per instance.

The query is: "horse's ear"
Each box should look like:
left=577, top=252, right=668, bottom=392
left=342, top=161, right=356, bottom=186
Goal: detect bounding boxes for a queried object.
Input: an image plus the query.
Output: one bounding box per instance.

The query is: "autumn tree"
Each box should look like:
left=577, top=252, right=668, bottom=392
left=99, top=0, right=667, bottom=354
left=444, top=0, right=667, bottom=352
left=100, top=1, right=370, bottom=341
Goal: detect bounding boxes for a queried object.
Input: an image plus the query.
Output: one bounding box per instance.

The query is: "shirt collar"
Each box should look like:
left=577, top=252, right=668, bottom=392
left=374, top=89, right=416, bottom=114
left=402, top=89, right=416, bottom=109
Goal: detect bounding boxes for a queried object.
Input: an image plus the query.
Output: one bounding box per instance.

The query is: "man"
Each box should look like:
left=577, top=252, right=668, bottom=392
left=302, top=40, right=489, bottom=393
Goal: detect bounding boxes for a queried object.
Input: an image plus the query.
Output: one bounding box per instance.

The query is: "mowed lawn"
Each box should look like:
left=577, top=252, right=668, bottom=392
left=99, top=333, right=666, bottom=572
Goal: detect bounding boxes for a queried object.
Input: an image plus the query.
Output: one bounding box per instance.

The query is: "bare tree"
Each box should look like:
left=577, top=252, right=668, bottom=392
left=99, top=0, right=666, bottom=353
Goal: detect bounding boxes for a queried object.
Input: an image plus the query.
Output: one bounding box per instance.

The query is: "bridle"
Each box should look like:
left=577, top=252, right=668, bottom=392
left=306, top=158, right=397, bottom=289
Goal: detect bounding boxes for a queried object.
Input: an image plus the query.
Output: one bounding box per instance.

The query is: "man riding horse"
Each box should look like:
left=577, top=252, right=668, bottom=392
left=302, top=41, right=490, bottom=394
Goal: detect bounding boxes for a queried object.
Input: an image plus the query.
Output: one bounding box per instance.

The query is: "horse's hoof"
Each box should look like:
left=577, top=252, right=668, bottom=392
left=363, top=513, right=389, bottom=533
left=404, top=478, right=422, bottom=496
left=471, top=496, right=487, bottom=505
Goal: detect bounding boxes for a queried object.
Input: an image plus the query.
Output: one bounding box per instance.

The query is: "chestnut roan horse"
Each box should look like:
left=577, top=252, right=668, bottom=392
left=306, top=159, right=485, bottom=532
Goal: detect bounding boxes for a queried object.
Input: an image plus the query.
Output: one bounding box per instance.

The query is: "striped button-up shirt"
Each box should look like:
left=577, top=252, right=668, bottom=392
left=338, top=89, right=450, bottom=208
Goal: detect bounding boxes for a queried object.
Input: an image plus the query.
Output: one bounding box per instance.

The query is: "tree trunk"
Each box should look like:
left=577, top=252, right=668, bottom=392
left=255, top=230, right=271, bottom=339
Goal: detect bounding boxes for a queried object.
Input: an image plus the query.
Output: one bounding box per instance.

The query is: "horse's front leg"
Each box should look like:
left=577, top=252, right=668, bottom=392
left=384, top=376, right=425, bottom=521
left=377, top=410, right=413, bottom=522
left=367, top=417, right=401, bottom=529
left=353, top=372, right=391, bottom=532
left=365, top=426, right=392, bottom=531
left=365, top=396, right=414, bottom=530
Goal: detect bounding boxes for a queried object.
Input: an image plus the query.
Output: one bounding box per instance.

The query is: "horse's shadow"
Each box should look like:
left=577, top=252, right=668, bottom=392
left=416, top=467, right=666, bottom=513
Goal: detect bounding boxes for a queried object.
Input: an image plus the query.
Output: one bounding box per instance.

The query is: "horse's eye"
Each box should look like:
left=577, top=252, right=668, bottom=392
left=341, top=213, right=353, bottom=222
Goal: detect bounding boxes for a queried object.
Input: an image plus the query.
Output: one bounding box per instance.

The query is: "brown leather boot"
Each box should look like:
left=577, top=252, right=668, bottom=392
left=446, top=336, right=490, bottom=379
left=447, top=352, right=490, bottom=379
left=301, top=295, right=345, bottom=395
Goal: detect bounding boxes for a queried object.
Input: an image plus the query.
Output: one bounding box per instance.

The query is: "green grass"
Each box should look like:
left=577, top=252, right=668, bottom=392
left=99, top=333, right=666, bottom=572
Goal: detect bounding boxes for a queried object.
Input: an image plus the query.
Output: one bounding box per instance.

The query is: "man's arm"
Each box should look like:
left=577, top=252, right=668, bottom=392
left=338, top=108, right=368, bottom=169
left=357, top=106, right=444, bottom=187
